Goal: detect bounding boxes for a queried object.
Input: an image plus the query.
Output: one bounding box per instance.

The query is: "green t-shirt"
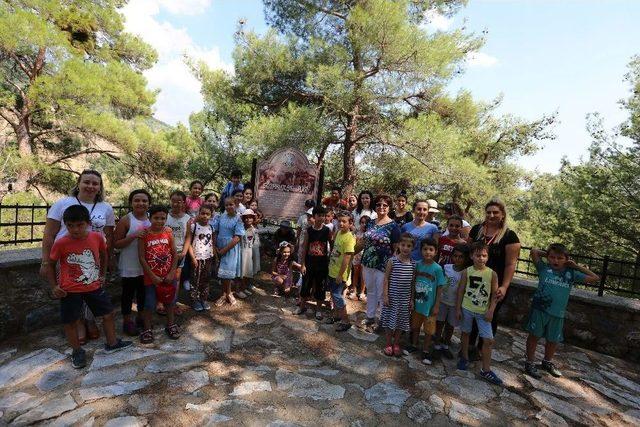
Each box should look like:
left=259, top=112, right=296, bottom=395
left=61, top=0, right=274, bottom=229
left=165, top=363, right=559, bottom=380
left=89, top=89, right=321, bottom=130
left=328, top=230, right=356, bottom=281
left=532, top=260, right=586, bottom=318
left=414, top=261, right=446, bottom=316
left=461, top=265, right=494, bottom=314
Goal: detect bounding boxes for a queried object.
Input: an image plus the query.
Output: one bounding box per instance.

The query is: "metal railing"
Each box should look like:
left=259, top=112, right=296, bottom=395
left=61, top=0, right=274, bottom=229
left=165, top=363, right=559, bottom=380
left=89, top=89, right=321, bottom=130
left=1, top=204, right=639, bottom=297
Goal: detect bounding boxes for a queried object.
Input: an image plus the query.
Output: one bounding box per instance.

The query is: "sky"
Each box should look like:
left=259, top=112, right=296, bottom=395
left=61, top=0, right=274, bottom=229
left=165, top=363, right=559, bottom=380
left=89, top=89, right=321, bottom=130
left=121, top=0, right=640, bottom=174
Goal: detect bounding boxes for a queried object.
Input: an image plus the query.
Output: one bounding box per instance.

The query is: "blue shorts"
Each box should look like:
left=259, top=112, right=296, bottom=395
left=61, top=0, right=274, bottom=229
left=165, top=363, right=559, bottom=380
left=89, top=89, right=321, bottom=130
left=461, top=308, right=493, bottom=339
left=144, top=283, right=176, bottom=310
left=327, top=277, right=346, bottom=310
left=60, top=288, right=113, bottom=324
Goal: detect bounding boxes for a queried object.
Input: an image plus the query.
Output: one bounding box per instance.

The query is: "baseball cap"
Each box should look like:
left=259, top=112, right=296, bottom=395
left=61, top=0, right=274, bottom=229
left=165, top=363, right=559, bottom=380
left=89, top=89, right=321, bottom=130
left=427, top=199, right=439, bottom=213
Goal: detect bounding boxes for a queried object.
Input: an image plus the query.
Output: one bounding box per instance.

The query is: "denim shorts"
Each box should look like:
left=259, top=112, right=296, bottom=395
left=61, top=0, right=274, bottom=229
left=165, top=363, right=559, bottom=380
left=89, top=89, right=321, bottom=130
left=461, top=308, right=493, bottom=339
left=436, top=302, right=459, bottom=327
left=60, top=288, right=113, bottom=324
left=327, top=276, right=346, bottom=310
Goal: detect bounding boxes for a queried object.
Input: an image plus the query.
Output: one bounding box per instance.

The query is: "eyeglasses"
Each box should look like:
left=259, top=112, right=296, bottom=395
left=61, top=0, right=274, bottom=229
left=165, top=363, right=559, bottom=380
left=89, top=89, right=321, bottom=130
left=376, top=203, right=389, bottom=208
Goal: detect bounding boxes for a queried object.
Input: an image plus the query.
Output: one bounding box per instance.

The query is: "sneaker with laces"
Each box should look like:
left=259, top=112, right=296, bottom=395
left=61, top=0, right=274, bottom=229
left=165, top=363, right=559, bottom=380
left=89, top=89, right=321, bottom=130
left=525, top=361, right=542, bottom=379
left=541, top=360, right=562, bottom=377
left=480, top=369, right=503, bottom=385
left=315, top=311, right=323, bottom=321
left=192, top=301, right=204, bottom=312
left=104, top=338, right=133, bottom=354
left=422, top=351, right=433, bottom=365
left=201, top=300, right=211, bottom=311
left=335, top=322, right=352, bottom=332
left=324, top=316, right=338, bottom=324
left=403, top=345, right=418, bottom=356
left=456, top=357, right=468, bottom=371
left=71, top=348, right=86, bottom=369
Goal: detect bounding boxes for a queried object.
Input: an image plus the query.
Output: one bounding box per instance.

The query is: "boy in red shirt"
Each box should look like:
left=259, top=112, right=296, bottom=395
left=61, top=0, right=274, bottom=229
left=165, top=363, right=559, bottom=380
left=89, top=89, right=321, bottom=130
left=46, top=205, right=132, bottom=369
left=438, top=215, right=466, bottom=266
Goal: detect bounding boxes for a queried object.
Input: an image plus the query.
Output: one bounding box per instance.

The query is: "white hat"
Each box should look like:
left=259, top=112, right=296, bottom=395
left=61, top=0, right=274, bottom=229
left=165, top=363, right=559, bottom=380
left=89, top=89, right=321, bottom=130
left=241, top=209, right=256, bottom=217
left=426, top=199, right=439, bottom=213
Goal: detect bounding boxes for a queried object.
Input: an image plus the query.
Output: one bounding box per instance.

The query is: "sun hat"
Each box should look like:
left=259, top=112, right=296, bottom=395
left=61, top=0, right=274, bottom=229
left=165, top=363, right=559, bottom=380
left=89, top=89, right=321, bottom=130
left=427, top=199, right=439, bottom=213
left=241, top=209, right=256, bottom=217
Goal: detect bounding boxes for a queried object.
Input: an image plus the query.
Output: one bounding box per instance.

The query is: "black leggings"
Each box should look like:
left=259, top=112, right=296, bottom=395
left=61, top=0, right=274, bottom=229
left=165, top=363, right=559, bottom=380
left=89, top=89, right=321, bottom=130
left=121, top=276, right=146, bottom=316
left=469, top=296, right=506, bottom=349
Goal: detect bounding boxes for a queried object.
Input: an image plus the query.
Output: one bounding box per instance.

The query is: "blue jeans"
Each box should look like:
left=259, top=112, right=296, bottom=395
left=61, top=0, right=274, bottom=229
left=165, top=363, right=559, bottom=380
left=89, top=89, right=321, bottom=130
left=327, top=277, right=346, bottom=310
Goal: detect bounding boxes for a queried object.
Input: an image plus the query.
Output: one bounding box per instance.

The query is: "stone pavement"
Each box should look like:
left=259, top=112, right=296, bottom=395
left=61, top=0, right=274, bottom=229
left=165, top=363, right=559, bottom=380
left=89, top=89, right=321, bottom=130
left=0, top=281, right=639, bottom=426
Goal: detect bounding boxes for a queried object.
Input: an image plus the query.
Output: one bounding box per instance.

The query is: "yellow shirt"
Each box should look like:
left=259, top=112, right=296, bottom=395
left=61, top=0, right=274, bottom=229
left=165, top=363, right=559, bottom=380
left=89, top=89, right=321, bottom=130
left=461, top=265, right=494, bottom=314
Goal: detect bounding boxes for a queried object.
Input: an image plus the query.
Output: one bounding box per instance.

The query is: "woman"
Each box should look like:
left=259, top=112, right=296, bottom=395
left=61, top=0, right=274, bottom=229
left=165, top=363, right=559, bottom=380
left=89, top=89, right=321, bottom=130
left=392, top=192, right=413, bottom=226
left=354, top=190, right=377, bottom=226
left=358, top=194, right=400, bottom=330
left=40, top=169, right=116, bottom=343
left=467, top=198, right=521, bottom=358
left=401, top=200, right=440, bottom=261
left=442, top=202, right=471, bottom=238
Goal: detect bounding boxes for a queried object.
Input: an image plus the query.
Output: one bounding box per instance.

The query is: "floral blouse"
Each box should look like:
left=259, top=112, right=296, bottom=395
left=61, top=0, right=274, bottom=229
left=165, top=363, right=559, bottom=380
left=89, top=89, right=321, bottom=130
left=361, top=220, right=401, bottom=272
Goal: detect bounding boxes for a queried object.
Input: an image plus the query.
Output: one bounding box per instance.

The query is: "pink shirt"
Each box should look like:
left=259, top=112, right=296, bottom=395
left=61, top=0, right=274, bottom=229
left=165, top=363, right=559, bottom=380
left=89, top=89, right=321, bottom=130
left=185, top=196, right=203, bottom=216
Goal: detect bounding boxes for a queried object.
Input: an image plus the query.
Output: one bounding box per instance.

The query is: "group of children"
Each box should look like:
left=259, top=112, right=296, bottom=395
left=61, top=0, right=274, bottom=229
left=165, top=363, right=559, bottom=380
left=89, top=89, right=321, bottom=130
left=46, top=175, right=600, bottom=384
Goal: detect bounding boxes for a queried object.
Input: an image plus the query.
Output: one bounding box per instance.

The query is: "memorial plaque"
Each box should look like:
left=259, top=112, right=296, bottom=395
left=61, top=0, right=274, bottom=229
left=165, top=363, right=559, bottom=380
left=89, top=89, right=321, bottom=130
left=255, top=148, right=318, bottom=220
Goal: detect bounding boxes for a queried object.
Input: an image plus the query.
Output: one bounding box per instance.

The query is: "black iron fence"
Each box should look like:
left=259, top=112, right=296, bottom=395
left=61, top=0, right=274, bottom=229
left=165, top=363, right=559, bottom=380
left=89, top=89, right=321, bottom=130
left=2, top=204, right=639, bottom=297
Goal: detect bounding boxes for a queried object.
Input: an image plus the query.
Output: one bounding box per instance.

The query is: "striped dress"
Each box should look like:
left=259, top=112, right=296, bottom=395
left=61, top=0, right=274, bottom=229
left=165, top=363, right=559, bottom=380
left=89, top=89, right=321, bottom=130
left=381, top=256, right=416, bottom=332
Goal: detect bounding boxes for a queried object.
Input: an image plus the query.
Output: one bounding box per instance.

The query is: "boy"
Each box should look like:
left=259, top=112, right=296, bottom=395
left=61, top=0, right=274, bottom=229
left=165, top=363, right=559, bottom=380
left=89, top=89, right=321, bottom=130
left=46, top=205, right=132, bottom=368
left=327, top=211, right=356, bottom=332
left=437, top=215, right=465, bottom=266
left=322, top=186, right=345, bottom=209
left=405, top=238, right=446, bottom=365
left=296, top=206, right=331, bottom=320
left=220, top=170, right=244, bottom=210
left=456, top=242, right=502, bottom=385
left=524, top=244, right=599, bottom=378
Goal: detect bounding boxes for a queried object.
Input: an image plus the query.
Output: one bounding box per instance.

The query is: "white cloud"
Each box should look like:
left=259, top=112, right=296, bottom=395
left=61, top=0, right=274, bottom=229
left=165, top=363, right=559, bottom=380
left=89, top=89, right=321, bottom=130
left=120, top=0, right=231, bottom=125
left=423, top=10, right=453, bottom=32
left=466, top=51, right=498, bottom=68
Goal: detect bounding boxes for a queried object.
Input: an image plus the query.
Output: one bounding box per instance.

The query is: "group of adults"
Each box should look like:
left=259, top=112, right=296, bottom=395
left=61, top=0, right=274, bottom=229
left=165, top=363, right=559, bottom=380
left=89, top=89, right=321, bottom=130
left=323, top=186, right=521, bottom=354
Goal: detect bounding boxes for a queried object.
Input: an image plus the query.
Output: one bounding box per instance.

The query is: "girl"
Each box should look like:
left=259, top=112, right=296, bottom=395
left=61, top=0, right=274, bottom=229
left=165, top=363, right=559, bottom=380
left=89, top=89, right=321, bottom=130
left=348, top=214, right=370, bottom=301
left=354, top=190, right=377, bottom=226
left=272, top=241, right=300, bottom=297
left=186, top=180, right=204, bottom=216
left=138, top=205, right=180, bottom=343
left=188, top=205, right=216, bottom=311
left=381, top=233, right=416, bottom=357
left=239, top=209, right=261, bottom=299
left=435, top=244, right=471, bottom=359
left=242, top=186, right=254, bottom=207
left=393, top=191, right=413, bottom=226
left=232, top=189, right=247, bottom=214
left=166, top=190, right=193, bottom=314
left=347, top=195, right=358, bottom=212
left=204, top=193, right=219, bottom=211
left=438, top=215, right=466, bottom=266
left=113, top=189, right=152, bottom=336
left=212, top=197, right=245, bottom=306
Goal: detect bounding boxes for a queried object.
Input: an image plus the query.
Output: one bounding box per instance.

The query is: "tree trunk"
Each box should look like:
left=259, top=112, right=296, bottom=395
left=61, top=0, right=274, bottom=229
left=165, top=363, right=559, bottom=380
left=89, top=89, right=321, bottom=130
left=13, top=117, right=32, bottom=192
left=342, top=138, right=357, bottom=196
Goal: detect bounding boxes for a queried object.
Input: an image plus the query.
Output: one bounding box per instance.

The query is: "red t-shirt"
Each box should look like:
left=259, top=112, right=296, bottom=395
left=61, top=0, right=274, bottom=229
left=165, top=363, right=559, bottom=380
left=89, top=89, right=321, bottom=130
left=50, top=232, right=106, bottom=293
left=142, top=228, right=174, bottom=285
left=438, top=236, right=459, bottom=266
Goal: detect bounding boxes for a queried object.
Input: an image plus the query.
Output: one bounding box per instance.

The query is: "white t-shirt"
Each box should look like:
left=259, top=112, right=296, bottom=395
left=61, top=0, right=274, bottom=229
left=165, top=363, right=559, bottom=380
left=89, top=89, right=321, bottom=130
left=191, top=222, right=215, bottom=260
left=442, top=219, right=470, bottom=237
left=166, top=212, right=191, bottom=254
left=441, top=263, right=463, bottom=306
left=47, top=196, right=115, bottom=241
left=354, top=209, right=377, bottom=227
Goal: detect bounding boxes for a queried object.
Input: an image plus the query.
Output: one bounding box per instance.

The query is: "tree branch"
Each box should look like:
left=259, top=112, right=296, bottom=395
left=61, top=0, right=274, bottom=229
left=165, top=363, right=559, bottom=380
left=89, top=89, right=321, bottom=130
left=47, top=148, right=119, bottom=166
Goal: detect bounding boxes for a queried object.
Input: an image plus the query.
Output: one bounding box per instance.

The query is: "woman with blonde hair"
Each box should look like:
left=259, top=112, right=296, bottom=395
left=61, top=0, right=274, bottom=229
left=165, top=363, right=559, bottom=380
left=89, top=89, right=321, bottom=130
left=466, top=198, right=521, bottom=360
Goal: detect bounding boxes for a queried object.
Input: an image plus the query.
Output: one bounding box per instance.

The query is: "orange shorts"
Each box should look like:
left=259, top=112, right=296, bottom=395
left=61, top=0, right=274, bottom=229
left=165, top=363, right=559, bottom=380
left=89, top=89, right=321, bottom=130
left=411, top=312, right=436, bottom=335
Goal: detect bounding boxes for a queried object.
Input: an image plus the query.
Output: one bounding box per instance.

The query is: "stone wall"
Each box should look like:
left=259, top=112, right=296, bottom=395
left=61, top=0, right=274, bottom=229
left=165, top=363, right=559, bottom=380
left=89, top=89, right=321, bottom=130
left=499, top=278, right=640, bottom=363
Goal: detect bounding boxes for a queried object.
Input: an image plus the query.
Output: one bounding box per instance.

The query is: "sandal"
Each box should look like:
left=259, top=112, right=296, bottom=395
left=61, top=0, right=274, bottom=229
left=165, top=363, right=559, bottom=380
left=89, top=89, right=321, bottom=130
left=393, top=344, right=402, bottom=357
left=165, top=324, right=181, bottom=340
left=228, top=294, right=237, bottom=305
left=139, top=329, right=154, bottom=344
left=384, top=345, right=394, bottom=357
left=357, top=293, right=367, bottom=302
left=214, top=296, right=226, bottom=307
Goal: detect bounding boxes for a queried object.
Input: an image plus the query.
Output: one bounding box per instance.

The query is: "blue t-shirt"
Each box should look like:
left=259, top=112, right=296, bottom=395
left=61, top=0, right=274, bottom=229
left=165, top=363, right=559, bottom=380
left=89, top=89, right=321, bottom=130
left=414, top=261, right=446, bottom=316
left=401, top=221, right=440, bottom=261
left=532, top=260, right=587, bottom=318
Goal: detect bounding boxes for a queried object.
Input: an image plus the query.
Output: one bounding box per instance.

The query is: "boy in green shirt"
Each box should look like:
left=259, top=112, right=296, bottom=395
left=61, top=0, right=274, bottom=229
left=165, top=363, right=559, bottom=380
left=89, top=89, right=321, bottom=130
left=327, top=211, right=356, bottom=332
left=525, top=244, right=599, bottom=378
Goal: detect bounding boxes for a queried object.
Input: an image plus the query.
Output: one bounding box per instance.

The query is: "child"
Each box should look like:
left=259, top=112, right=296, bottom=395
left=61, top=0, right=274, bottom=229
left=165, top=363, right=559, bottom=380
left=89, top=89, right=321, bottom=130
left=220, top=169, right=244, bottom=208
left=327, top=211, right=356, bottom=332
left=438, top=215, right=466, bottom=266
left=46, top=205, right=132, bottom=368
left=434, top=244, right=471, bottom=359
left=272, top=241, right=301, bottom=296
left=323, top=209, right=336, bottom=237
left=294, top=210, right=314, bottom=289
left=275, top=220, right=296, bottom=248
left=138, top=205, right=180, bottom=343
left=165, top=190, right=192, bottom=315
left=296, top=206, right=330, bottom=320
left=404, top=238, right=446, bottom=364
left=204, top=193, right=219, bottom=211
left=239, top=209, right=261, bottom=298
left=185, top=180, right=204, bottom=217
left=212, top=197, right=245, bottom=306
left=524, top=244, right=599, bottom=378
left=456, top=242, right=501, bottom=385
left=113, top=189, right=152, bottom=336
left=188, top=205, right=216, bottom=311
left=348, top=214, right=370, bottom=301
left=381, top=233, right=416, bottom=356
left=232, top=189, right=247, bottom=214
